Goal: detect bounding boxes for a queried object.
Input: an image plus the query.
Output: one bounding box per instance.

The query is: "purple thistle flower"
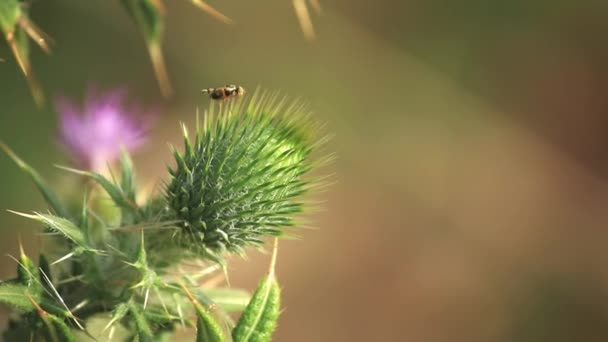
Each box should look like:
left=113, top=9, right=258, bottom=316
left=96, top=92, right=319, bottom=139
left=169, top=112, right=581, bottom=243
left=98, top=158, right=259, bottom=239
left=55, top=87, right=156, bottom=172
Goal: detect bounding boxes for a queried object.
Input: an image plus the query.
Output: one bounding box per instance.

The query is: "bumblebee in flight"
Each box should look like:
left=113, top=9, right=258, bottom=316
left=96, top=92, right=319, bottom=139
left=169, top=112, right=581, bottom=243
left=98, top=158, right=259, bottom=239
left=201, top=84, right=245, bottom=101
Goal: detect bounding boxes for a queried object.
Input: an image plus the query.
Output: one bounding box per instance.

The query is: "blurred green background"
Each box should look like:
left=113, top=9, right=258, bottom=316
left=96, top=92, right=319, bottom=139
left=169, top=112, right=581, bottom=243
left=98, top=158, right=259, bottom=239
left=3, top=0, right=608, bottom=341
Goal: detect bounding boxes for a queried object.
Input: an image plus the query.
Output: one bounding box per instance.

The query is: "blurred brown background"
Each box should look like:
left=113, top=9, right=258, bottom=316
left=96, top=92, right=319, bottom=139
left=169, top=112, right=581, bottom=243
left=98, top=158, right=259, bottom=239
left=2, top=0, right=608, bottom=341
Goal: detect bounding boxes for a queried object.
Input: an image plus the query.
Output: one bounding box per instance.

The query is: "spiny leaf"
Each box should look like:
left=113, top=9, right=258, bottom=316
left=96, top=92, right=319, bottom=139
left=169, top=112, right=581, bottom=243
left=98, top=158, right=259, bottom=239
left=9, top=211, right=86, bottom=248
left=1, top=143, right=70, bottom=218
left=129, top=300, right=155, bottom=342
left=104, top=302, right=130, bottom=332
left=0, top=283, right=40, bottom=312
left=195, top=305, right=226, bottom=342
left=232, top=239, right=281, bottom=342
left=180, top=283, right=225, bottom=342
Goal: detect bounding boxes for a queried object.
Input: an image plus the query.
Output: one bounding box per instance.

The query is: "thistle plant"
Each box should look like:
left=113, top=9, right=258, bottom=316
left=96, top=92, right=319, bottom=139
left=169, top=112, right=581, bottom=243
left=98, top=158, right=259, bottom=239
left=0, top=91, right=329, bottom=341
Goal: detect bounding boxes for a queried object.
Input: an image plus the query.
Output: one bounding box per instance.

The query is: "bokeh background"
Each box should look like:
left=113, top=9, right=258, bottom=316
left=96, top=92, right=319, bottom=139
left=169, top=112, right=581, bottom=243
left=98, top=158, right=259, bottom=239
left=2, top=0, right=608, bottom=341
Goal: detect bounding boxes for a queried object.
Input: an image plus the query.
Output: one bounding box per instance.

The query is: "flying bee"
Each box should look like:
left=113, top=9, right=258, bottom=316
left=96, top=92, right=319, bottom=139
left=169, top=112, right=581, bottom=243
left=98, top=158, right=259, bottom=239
left=201, top=84, right=245, bottom=101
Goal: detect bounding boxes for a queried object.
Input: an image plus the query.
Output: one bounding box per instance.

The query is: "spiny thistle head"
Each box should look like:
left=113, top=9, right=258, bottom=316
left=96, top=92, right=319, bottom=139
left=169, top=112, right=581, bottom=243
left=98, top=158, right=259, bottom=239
left=166, top=92, right=326, bottom=258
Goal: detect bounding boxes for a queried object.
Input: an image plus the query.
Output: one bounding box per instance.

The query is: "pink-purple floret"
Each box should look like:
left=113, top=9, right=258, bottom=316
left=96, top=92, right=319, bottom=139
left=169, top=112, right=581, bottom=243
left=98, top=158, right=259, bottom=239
left=56, top=87, right=155, bottom=171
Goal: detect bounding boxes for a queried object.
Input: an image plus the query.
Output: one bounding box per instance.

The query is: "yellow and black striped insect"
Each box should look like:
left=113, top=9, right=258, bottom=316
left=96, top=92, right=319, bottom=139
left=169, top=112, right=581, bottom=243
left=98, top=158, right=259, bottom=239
left=201, top=84, right=245, bottom=101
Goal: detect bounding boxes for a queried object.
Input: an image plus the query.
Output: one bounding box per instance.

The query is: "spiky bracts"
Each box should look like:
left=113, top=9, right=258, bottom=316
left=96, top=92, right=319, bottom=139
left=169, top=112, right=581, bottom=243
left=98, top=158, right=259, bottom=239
left=166, top=93, right=324, bottom=258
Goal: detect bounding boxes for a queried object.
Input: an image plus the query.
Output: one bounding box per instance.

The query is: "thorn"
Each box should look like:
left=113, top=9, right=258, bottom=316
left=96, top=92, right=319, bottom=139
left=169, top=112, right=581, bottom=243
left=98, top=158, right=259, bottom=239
left=54, top=164, right=88, bottom=175
left=40, top=267, right=85, bottom=330
left=70, top=299, right=89, bottom=313
left=201, top=263, right=220, bottom=275
left=181, top=122, right=189, bottom=140
left=148, top=41, right=173, bottom=98
left=154, top=287, right=169, bottom=314
left=18, top=234, right=25, bottom=257
left=103, top=318, right=116, bottom=333
left=201, top=273, right=224, bottom=288
left=18, top=16, right=53, bottom=54
left=143, top=287, right=150, bottom=310
left=222, top=264, right=231, bottom=287
left=269, top=237, right=279, bottom=278
left=26, top=293, right=47, bottom=317
left=190, top=0, right=234, bottom=24
left=6, top=253, right=20, bottom=265
left=196, top=107, right=201, bottom=135
left=293, top=0, right=315, bottom=41
left=51, top=252, right=74, bottom=266
left=0, top=142, right=27, bottom=169
left=203, top=109, right=209, bottom=131
left=6, top=210, right=38, bottom=220
left=108, top=326, right=116, bottom=340
left=179, top=281, right=199, bottom=305
left=6, top=30, right=28, bottom=76
left=174, top=294, right=186, bottom=328
left=54, top=274, right=84, bottom=286
left=5, top=29, right=45, bottom=106
left=150, top=0, right=166, bottom=14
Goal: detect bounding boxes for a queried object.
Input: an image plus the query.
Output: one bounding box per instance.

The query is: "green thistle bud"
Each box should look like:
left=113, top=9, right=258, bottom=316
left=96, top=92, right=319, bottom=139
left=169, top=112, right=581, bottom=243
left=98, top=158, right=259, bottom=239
left=166, top=92, right=324, bottom=258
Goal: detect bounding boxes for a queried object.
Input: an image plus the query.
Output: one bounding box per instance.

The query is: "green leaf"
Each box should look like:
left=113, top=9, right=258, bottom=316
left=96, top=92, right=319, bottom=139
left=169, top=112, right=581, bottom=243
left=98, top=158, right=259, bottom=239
left=0, top=283, right=40, bottom=312
left=121, top=0, right=164, bottom=43
left=205, top=288, right=251, bottom=313
left=232, top=277, right=280, bottom=342
left=57, top=165, right=137, bottom=211
left=129, top=300, right=155, bottom=342
left=120, top=149, right=137, bottom=202
left=10, top=211, right=86, bottom=248
left=0, top=0, right=20, bottom=34
left=1, top=143, right=70, bottom=218
left=232, top=240, right=281, bottom=342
